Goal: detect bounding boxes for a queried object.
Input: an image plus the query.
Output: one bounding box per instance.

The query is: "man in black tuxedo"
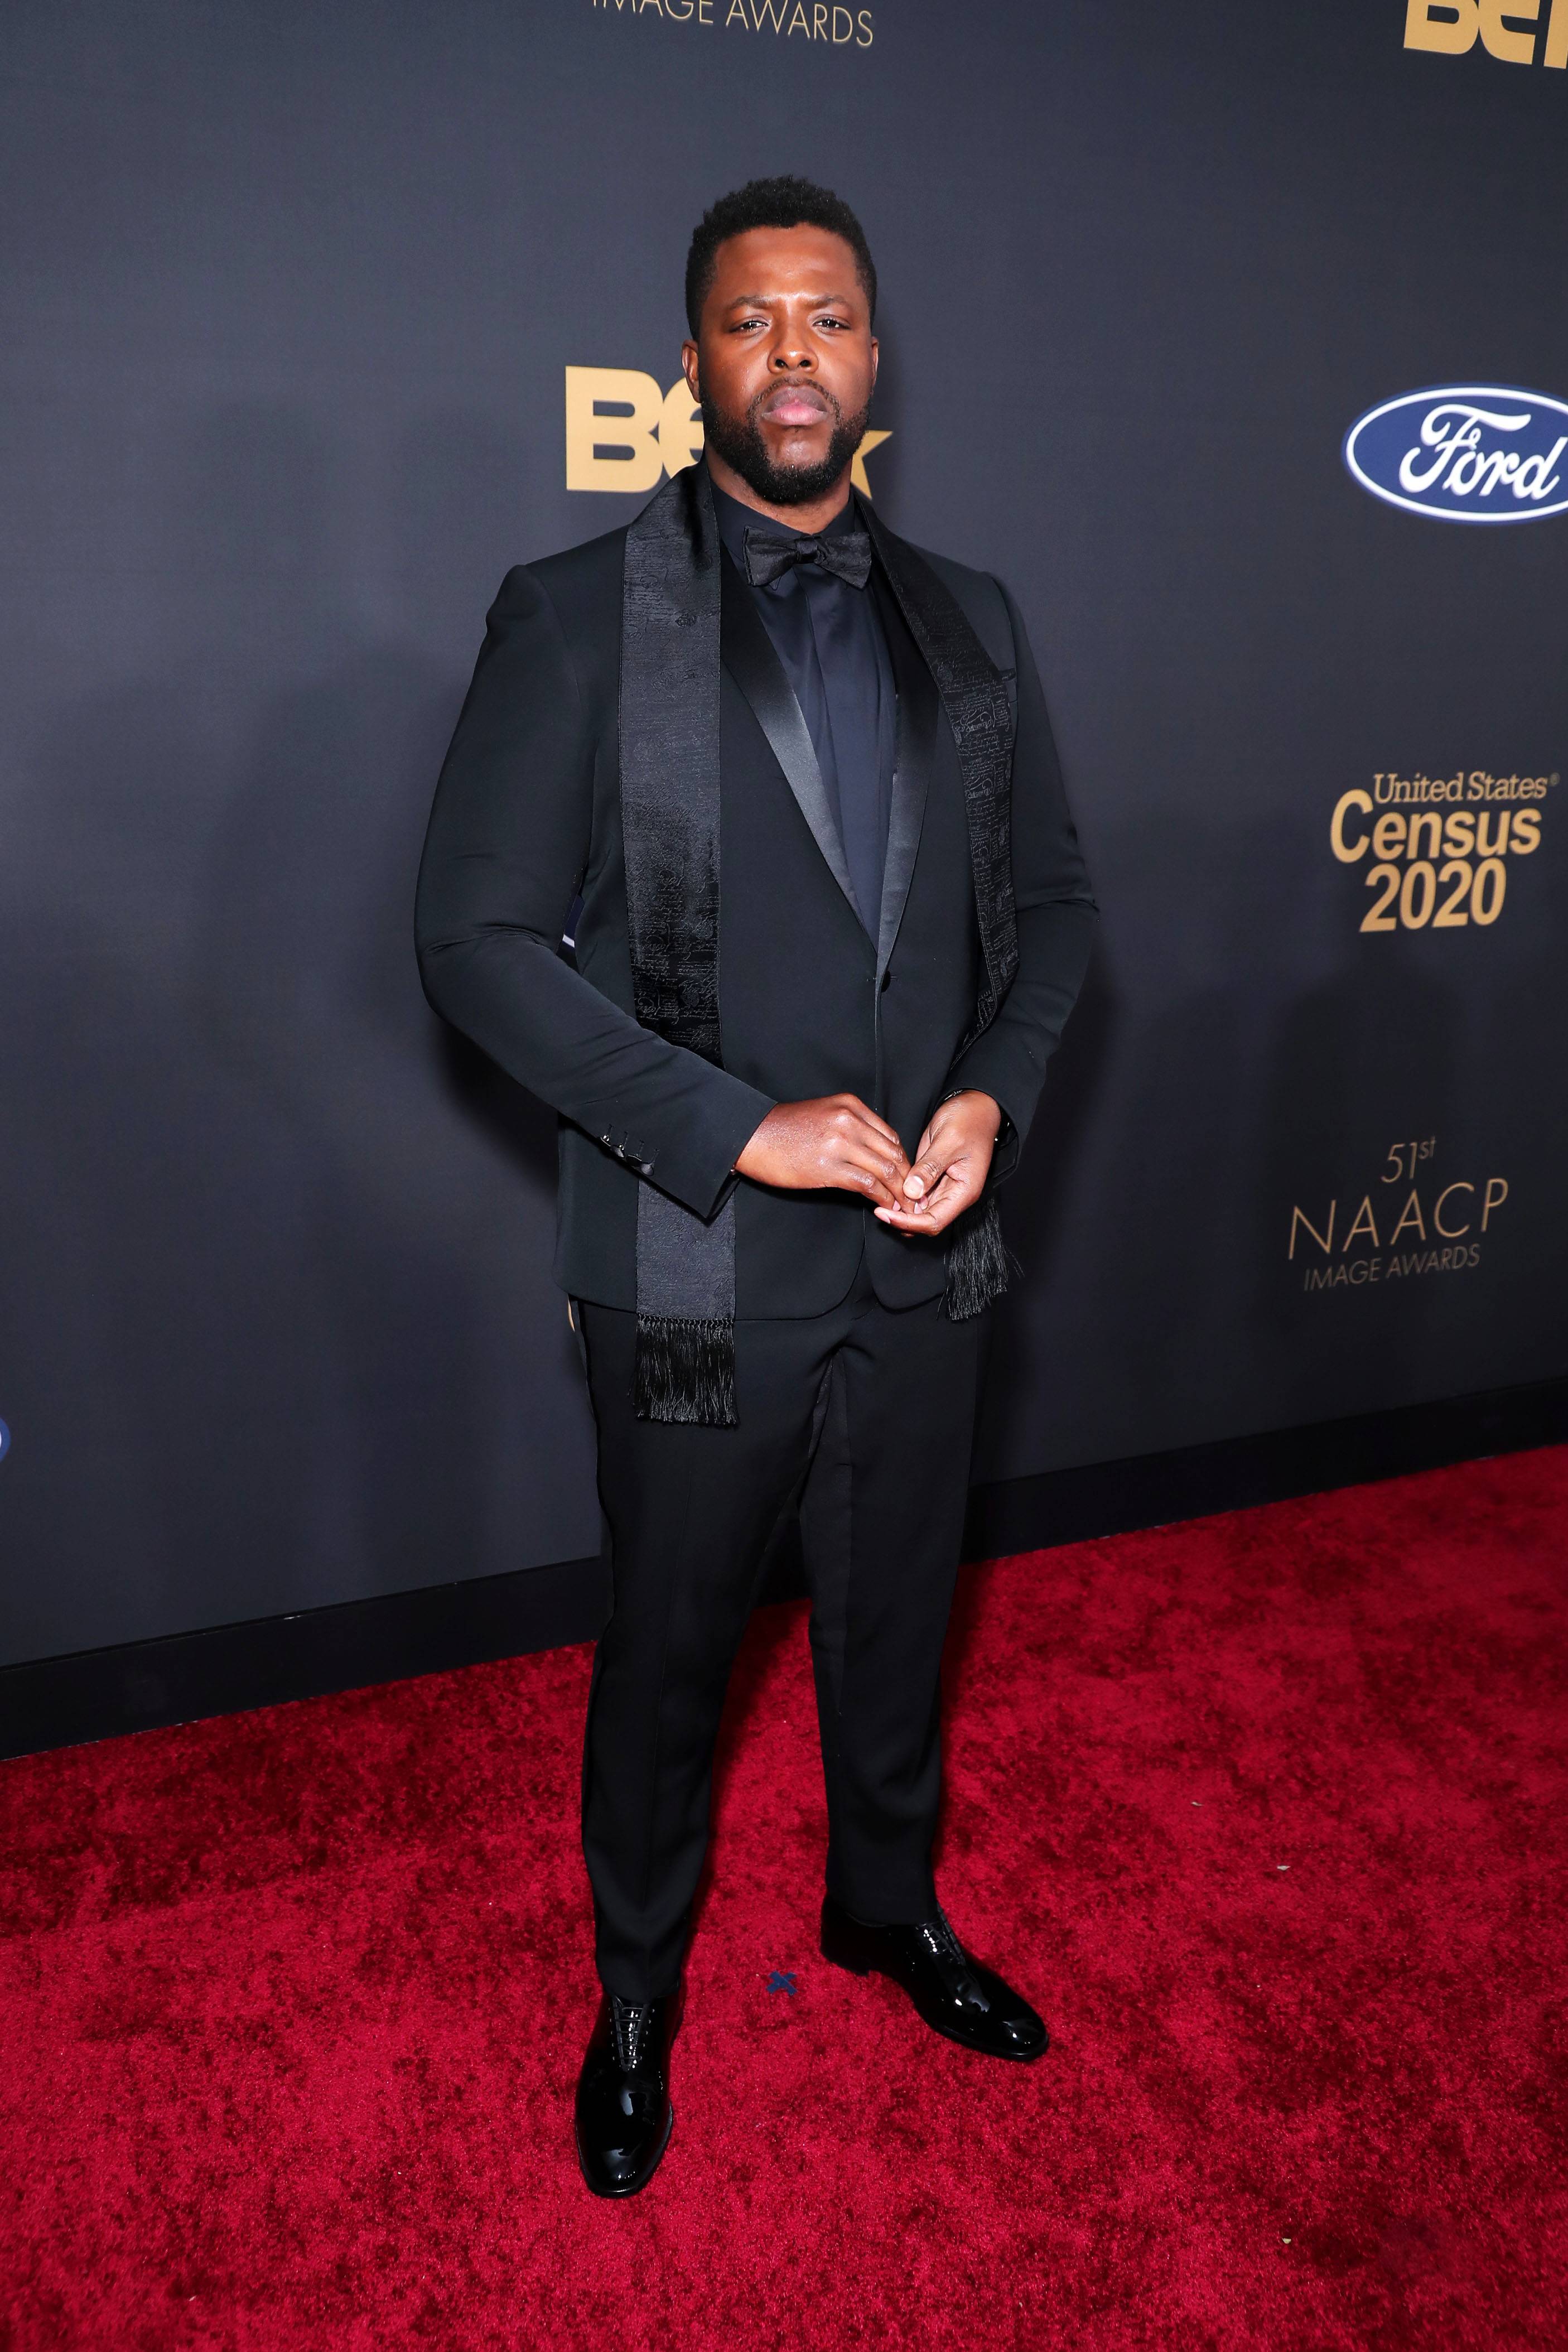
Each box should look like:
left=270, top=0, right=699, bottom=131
left=416, top=177, right=1095, bottom=2196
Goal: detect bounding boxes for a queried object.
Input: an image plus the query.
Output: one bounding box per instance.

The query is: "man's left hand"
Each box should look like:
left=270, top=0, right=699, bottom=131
left=873, top=1091, right=1002, bottom=1237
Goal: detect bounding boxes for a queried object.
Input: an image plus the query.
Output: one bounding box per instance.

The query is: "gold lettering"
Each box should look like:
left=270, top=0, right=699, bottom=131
left=1482, top=1177, right=1509, bottom=1230
left=1405, top=0, right=1479, bottom=50
left=1389, top=1189, right=1427, bottom=1244
left=1343, top=1196, right=1380, bottom=1252
left=856, top=7, right=874, bottom=42
left=1289, top=1202, right=1336, bottom=1260
left=1407, top=810, right=1442, bottom=861
left=1442, top=809, right=1476, bottom=857
left=1479, top=0, right=1540, bottom=60
left=786, top=0, right=812, bottom=28
left=832, top=2, right=854, bottom=33
left=850, top=428, right=892, bottom=497
left=565, top=367, right=664, bottom=493
left=1548, top=0, right=1568, bottom=62
left=1373, top=812, right=1407, bottom=860
left=1475, top=809, right=1509, bottom=856
left=1330, top=788, right=1373, bottom=862
left=1510, top=808, right=1541, bottom=852
left=1434, top=1182, right=1474, bottom=1237
left=659, top=378, right=704, bottom=474
left=1362, top=865, right=1401, bottom=932
left=814, top=2, right=829, bottom=32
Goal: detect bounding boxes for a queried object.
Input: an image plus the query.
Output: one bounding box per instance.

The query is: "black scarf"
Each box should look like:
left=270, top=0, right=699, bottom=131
left=620, top=464, right=1018, bottom=1426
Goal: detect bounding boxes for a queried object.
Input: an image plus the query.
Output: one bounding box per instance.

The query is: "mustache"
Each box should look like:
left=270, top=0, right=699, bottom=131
left=699, top=377, right=869, bottom=507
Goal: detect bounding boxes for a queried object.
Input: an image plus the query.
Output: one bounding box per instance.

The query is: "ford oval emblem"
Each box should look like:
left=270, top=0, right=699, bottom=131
left=1344, top=386, right=1568, bottom=523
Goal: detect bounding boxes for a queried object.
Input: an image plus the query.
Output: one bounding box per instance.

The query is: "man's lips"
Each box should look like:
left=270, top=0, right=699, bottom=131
left=761, top=388, right=831, bottom=427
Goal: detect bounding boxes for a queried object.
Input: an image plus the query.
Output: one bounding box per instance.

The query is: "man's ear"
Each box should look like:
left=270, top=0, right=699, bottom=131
left=869, top=337, right=879, bottom=391
left=681, top=340, right=700, bottom=400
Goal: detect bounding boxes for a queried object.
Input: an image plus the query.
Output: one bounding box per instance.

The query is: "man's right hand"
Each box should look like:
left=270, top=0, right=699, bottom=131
left=735, top=1096, right=911, bottom=1211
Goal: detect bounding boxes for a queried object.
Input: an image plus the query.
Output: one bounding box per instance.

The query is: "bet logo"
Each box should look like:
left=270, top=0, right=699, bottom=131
left=1405, top=0, right=1568, bottom=67
left=565, top=367, right=891, bottom=497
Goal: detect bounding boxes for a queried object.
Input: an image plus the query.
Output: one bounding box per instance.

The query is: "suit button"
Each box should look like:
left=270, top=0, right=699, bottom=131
left=880, top=970, right=892, bottom=992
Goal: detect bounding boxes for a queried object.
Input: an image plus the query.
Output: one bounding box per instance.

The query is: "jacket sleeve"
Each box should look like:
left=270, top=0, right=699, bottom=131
left=414, top=565, right=775, bottom=1221
left=942, top=579, right=1098, bottom=1182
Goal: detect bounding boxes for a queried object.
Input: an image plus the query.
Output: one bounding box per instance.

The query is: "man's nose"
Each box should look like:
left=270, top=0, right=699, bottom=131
left=769, top=340, right=816, bottom=370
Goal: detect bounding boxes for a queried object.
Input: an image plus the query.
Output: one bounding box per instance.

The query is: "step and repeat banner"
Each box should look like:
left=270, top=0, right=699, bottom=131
left=2, top=1, right=1564, bottom=1664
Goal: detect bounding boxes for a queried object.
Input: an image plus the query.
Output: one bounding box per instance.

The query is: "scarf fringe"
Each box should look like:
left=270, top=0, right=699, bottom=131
left=634, top=1313, right=737, bottom=1427
left=942, top=1197, right=1015, bottom=1321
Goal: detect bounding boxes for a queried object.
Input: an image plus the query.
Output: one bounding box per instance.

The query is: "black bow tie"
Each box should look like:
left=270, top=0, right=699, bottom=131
left=742, top=525, right=874, bottom=591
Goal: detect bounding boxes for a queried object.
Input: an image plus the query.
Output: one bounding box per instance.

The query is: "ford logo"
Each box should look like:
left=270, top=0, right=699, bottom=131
left=1344, top=386, right=1568, bottom=523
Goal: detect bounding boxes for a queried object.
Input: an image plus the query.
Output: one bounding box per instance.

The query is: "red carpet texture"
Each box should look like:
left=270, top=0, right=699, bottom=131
left=3, top=1449, right=1567, bottom=2351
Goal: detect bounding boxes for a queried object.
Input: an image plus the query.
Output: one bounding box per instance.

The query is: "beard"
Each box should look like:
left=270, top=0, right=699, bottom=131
left=699, top=380, right=870, bottom=507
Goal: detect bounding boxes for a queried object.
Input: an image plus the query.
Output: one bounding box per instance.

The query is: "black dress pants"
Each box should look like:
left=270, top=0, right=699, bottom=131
left=578, top=1261, right=986, bottom=2003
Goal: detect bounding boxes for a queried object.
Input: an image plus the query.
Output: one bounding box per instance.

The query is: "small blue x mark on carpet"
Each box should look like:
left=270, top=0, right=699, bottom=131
left=766, top=1970, right=798, bottom=1997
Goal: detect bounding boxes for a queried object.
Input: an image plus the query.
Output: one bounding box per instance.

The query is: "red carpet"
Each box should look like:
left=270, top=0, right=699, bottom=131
left=3, top=1449, right=1567, bottom=2350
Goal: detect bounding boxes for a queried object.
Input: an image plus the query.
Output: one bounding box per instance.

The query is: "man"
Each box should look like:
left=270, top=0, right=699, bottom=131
left=416, top=176, right=1096, bottom=2197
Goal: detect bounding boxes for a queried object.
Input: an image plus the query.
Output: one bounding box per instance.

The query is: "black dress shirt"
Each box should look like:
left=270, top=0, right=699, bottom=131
left=712, top=481, right=896, bottom=936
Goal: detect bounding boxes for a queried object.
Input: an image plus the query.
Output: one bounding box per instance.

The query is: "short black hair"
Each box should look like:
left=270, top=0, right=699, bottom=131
left=684, top=175, right=876, bottom=336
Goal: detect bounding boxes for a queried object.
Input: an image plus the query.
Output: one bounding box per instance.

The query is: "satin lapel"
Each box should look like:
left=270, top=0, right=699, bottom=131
left=719, top=553, right=860, bottom=919
left=874, top=572, right=935, bottom=977
left=860, top=500, right=1019, bottom=1035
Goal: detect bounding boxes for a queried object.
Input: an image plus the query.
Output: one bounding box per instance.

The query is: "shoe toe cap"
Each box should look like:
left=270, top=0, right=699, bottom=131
left=967, top=1964, right=1049, bottom=2059
left=577, top=2118, right=668, bottom=2197
left=1000, top=2007, right=1049, bottom=2058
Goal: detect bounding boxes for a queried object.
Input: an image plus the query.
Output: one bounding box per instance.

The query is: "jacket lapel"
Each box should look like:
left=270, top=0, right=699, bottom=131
left=873, top=571, right=935, bottom=977
left=862, top=502, right=1019, bottom=1035
left=719, top=550, right=860, bottom=919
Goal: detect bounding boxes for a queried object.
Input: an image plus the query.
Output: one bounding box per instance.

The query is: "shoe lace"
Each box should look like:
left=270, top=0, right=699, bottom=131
left=922, top=1908, right=969, bottom=1968
left=609, top=1995, right=655, bottom=2073
left=923, top=1908, right=992, bottom=2013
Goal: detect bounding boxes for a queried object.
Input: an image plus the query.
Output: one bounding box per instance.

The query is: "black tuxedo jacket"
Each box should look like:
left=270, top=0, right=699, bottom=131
left=415, top=495, right=1097, bottom=1319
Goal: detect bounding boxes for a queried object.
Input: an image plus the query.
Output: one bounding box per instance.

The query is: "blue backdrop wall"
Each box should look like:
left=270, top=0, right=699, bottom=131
left=2, top=0, right=1565, bottom=1667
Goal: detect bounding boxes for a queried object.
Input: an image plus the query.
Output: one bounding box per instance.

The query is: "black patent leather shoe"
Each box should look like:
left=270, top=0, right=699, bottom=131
left=573, top=1989, right=680, bottom=2197
left=821, top=1893, right=1049, bottom=2061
